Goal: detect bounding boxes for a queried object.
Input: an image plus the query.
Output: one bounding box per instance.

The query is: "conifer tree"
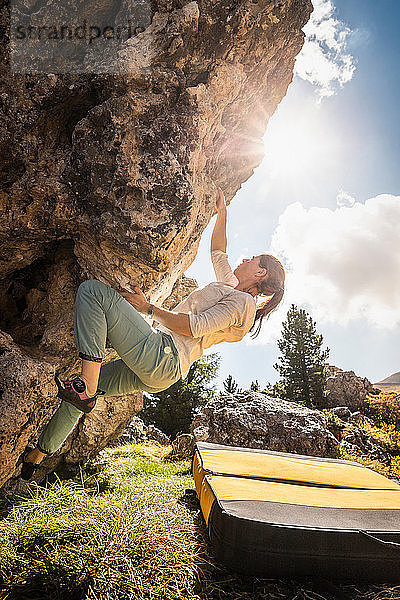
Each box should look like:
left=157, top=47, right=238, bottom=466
left=223, top=374, right=241, bottom=394
left=250, top=380, right=260, bottom=391
left=273, top=304, right=330, bottom=407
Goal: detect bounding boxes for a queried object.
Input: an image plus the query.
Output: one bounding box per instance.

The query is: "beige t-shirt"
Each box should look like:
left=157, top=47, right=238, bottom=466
left=156, top=250, right=256, bottom=379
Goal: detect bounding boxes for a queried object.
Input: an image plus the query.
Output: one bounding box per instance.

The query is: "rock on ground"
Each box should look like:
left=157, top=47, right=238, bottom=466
left=110, top=416, right=171, bottom=446
left=186, top=392, right=396, bottom=475
left=191, top=391, right=339, bottom=457
left=324, top=366, right=382, bottom=411
left=170, top=432, right=195, bottom=460
left=325, top=409, right=395, bottom=469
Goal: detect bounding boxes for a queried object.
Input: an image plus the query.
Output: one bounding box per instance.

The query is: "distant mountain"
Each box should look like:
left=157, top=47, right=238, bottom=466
left=375, top=372, right=400, bottom=384
left=373, top=371, right=400, bottom=392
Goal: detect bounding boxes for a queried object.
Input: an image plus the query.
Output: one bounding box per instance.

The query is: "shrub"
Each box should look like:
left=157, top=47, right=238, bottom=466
left=363, top=392, right=400, bottom=428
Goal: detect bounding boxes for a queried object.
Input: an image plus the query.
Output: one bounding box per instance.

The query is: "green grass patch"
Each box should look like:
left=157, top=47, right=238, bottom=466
left=0, top=441, right=397, bottom=600
left=0, top=443, right=205, bottom=600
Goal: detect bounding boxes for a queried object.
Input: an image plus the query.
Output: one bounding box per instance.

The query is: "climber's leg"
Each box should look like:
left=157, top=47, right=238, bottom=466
left=97, top=358, right=179, bottom=396
left=30, top=279, right=181, bottom=459
left=81, top=360, right=102, bottom=397
left=74, top=278, right=153, bottom=364
left=35, top=361, right=145, bottom=456
left=72, top=278, right=121, bottom=395
left=36, top=401, right=83, bottom=455
left=34, top=356, right=180, bottom=457
left=74, top=279, right=181, bottom=391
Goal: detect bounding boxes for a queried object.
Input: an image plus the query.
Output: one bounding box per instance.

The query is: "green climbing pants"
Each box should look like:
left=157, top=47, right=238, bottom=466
left=37, top=279, right=182, bottom=455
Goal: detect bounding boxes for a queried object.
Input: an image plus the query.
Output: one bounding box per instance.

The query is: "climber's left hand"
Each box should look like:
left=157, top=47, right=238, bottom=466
left=119, top=286, right=150, bottom=313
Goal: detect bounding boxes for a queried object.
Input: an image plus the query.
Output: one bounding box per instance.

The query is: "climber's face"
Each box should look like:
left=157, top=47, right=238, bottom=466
left=233, top=255, right=267, bottom=291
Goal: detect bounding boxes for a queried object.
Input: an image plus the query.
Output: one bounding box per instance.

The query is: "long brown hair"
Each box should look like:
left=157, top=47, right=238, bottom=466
left=248, top=253, right=285, bottom=339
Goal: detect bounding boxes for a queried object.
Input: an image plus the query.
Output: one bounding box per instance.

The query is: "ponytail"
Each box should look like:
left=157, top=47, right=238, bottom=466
left=248, top=254, right=285, bottom=339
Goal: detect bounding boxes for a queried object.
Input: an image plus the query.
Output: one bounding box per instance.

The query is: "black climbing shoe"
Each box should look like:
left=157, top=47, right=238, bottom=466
left=55, top=375, right=101, bottom=414
left=20, top=449, right=40, bottom=481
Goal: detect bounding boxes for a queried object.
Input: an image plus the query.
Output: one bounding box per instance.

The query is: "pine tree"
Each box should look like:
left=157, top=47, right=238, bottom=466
left=250, top=380, right=260, bottom=391
left=273, top=304, right=330, bottom=408
left=223, top=374, right=241, bottom=394
left=141, top=353, right=220, bottom=439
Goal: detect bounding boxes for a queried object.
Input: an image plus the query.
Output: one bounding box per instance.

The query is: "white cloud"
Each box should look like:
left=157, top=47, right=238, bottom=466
left=265, top=195, right=400, bottom=333
left=295, top=0, right=356, bottom=100
left=336, top=190, right=356, bottom=207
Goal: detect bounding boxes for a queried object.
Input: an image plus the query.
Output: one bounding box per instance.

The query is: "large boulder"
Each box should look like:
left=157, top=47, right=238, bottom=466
left=191, top=391, right=339, bottom=457
left=324, top=366, right=381, bottom=411
left=189, top=393, right=397, bottom=479
left=0, top=332, right=56, bottom=489
left=0, top=0, right=313, bottom=489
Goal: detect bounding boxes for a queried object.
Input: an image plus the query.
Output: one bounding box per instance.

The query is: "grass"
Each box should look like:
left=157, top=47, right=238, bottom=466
left=0, top=443, right=204, bottom=600
left=0, top=442, right=399, bottom=600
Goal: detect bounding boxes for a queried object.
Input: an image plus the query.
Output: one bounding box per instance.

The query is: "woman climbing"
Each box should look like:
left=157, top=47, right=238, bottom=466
left=21, top=187, right=285, bottom=480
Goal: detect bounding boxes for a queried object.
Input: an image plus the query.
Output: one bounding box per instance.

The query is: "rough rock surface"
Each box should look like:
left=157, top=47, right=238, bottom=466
left=324, top=366, right=381, bottom=410
left=332, top=406, right=352, bottom=420
left=191, top=391, right=339, bottom=457
left=340, top=426, right=393, bottom=466
left=161, top=274, right=198, bottom=310
left=170, top=432, right=195, bottom=459
left=0, top=332, right=56, bottom=489
left=0, top=0, right=313, bottom=488
left=110, top=415, right=171, bottom=446
left=187, top=394, right=397, bottom=476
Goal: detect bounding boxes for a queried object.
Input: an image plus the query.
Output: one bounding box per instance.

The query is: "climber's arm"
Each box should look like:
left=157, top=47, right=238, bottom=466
left=150, top=305, right=193, bottom=337
left=210, top=187, right=227, bottom=253
left=119, top=287, right=193, bottom=337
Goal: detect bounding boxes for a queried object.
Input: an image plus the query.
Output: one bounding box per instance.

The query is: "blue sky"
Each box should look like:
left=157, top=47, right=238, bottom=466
left=185, top=0, right=400, bottom=391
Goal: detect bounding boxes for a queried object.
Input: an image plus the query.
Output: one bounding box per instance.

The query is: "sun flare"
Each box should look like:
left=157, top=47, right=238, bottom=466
left=261, top=106, right=335, bottom=180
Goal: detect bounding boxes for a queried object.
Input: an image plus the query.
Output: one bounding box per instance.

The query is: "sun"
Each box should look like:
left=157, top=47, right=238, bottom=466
left=261, top=104, right=335, bottom=180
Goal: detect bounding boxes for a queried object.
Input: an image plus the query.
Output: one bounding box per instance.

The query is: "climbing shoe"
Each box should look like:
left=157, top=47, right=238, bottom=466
left=20, top=449, right=40, bottom=481
left=55, top=375, right=99, bottom=414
